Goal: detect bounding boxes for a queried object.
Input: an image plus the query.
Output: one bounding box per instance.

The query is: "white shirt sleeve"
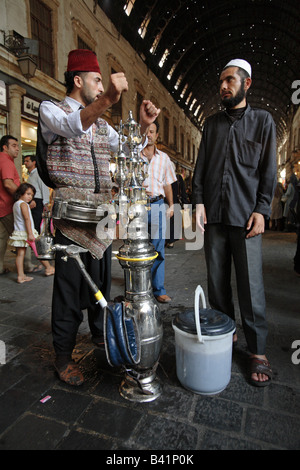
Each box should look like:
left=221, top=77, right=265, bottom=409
left=107, top=124, right=119, bottom=153
left=39, top=99, right=147, bottom=152
left=39, top=100, right=88, bottom=144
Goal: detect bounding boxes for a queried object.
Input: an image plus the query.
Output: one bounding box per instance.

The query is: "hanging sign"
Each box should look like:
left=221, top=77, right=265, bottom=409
left=22, top=95, right=40, bottom=118
left=0, top=81, right=7, bottom=108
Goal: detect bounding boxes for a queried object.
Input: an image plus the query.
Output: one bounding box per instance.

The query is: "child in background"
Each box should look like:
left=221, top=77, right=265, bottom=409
left=111, top=186, right=119, bottom=200
left=9, top=183, right=55, bottom=284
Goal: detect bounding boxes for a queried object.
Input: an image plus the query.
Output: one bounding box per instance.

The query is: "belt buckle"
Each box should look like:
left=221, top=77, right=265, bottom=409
left=150, top=195, right=162, bottom=203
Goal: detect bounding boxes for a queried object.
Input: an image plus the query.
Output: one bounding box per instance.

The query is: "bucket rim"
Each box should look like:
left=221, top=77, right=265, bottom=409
left=172, top=323, right=235, bottom=340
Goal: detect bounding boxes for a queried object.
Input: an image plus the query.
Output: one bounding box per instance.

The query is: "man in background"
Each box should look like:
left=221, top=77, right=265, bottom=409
left=141, top=121, right=176, bottom=303
left=0, top=135, right=20, bottom=274
left=0, top=136, right=38, bottom=274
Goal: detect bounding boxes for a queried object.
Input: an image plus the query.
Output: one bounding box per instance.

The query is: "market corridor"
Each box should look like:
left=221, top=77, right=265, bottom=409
left=0, top=230, right=299, bottom=450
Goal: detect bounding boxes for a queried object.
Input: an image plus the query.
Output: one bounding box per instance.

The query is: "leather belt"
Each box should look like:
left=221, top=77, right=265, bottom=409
left=149, top=195, right=164, bottom=203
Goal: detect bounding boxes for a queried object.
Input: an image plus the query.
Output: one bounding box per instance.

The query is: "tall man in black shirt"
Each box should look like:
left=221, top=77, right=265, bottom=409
left=192, top=59, right=276, bottom=387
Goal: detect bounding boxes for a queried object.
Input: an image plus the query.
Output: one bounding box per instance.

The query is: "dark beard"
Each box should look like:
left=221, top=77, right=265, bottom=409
left=221, top=80, right=246, bottom=109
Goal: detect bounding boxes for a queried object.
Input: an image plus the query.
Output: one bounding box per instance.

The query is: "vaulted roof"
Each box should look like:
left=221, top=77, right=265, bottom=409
left=98, top=0, right=300, bottom=145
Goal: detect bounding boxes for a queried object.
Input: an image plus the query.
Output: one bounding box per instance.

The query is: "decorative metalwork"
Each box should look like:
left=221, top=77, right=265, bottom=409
left=112, top=111, right=163, bottom=402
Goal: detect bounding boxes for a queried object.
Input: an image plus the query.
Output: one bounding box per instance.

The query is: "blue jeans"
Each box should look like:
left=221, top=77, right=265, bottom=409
left=148, top=199, right=166, bottom=296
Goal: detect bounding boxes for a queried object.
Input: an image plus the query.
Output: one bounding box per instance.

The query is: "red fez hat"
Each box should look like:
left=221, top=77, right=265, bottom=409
left=67, top=49, right=101, bottom=74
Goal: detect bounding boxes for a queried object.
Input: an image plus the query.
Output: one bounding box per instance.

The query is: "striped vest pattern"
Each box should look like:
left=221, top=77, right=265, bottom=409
left=46, top=99, right=113, bottom=259
left=46, top=99, right=111, bottom=195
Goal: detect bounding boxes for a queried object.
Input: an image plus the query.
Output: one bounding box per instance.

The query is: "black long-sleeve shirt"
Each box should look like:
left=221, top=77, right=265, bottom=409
left=192, top=104, right=277, bottom=227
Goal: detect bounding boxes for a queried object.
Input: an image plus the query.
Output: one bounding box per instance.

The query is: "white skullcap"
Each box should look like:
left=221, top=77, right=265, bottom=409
left=224, top=59, right=252, bottom=78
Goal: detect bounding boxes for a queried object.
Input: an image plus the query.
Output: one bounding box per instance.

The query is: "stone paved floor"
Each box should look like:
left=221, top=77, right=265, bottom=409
left=0, top=230, right=299, bottom=451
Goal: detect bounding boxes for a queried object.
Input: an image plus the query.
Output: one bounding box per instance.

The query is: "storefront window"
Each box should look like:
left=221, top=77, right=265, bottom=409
left=21, top=119, right=37, bottom=154
left=0, top=110, right=8, bottom=138
left=21, top=119, right=37, bottom=181
left=0, top=80, right=8, bottom=134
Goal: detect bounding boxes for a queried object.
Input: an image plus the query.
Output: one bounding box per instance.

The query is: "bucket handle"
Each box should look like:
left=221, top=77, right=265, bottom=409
left=194, top=285, right=206, bottom=343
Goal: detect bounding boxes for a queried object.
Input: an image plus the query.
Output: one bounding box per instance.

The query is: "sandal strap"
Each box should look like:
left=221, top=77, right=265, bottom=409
left=250, top=358, right=273, bottom=379
left=55, top=362, right=84, bottom=386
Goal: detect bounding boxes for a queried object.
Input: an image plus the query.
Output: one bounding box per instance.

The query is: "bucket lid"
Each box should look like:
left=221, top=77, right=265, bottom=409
left=173, top=308, right=235, bottom=336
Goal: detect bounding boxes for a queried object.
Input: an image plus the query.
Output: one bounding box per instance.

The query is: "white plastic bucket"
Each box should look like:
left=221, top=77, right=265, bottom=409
left=172, top=286, right=235, bottom=395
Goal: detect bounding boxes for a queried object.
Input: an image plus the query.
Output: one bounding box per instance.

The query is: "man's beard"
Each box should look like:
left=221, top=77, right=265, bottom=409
left=81, top=83, right=97, bottom=106
left=82, top=92, right=95, bottom=106
left=221, top=80, right=246, bottom=109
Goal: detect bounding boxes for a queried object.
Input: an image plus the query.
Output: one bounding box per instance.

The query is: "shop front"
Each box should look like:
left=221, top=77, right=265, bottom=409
left=0, top=73, right=54, bottom=180
left=0, top=80, right=8, bottom=138
left=21, top=95, right=39, bottom=181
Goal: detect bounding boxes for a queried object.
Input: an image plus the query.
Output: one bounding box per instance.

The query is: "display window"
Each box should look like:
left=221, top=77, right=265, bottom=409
left=21, top=119, right=37, bottom=181
left=0, top=110, right=8, bottom=138
left=0, top=80, right=8, bottom=138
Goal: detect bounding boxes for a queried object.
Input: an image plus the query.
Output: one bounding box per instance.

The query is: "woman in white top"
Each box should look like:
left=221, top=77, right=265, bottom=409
left=9, top=183, right=54, bottom=283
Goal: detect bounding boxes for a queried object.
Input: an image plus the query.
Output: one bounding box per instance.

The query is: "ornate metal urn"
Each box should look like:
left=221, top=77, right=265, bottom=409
left=112, top=112, right=163, bottom=402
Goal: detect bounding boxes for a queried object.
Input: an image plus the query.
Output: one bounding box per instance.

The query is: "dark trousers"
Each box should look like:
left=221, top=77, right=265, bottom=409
left=31, top=198, right=44, bottom=233
left=294, top=231, right=300, bottom=275
left=204, top=224, right=268, bottom=355
left=52, top=230, right=112, bottom=356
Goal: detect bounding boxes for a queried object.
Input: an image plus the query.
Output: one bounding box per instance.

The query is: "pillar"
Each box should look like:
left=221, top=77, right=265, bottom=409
left=8, top=84, right=26, bottom=178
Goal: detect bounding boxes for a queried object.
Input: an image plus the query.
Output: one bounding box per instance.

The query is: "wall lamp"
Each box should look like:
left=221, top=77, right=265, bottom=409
left=17, top=54, right=37, bottom=79
left=3, top=31, right=38, bottom=79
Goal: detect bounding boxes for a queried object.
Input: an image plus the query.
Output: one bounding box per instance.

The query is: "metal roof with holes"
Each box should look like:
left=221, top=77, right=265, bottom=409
left=98, top=0, right=300, bottom=145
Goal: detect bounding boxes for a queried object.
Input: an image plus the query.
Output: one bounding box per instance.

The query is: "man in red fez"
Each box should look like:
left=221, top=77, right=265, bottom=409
left=38, top=49, right=160, bottom=386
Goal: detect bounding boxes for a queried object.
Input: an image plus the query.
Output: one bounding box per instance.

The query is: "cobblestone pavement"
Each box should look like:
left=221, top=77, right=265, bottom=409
left=0, top=231, right=299, bottom=451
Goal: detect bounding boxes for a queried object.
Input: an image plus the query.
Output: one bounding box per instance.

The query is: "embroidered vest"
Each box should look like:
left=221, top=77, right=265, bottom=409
left=46, top=100, right=113, bottom=259
left=46, top=99, right=111, bottom=197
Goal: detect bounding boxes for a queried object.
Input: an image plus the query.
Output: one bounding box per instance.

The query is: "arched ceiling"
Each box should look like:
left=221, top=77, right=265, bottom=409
left=98, top=0, right=300, bottom=145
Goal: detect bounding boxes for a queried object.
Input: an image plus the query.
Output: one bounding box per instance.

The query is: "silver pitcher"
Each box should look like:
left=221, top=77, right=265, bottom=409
left=35, top=211, right=55, bottom=260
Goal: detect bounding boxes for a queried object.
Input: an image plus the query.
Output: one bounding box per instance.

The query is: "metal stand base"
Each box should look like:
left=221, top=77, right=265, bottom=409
left=119, top=372, right=162, bottom=403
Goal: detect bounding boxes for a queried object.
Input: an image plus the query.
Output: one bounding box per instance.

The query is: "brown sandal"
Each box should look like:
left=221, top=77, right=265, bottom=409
left=249, top=357, right=272, bottom=387
left=55, top=361, right=84, bottom=386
